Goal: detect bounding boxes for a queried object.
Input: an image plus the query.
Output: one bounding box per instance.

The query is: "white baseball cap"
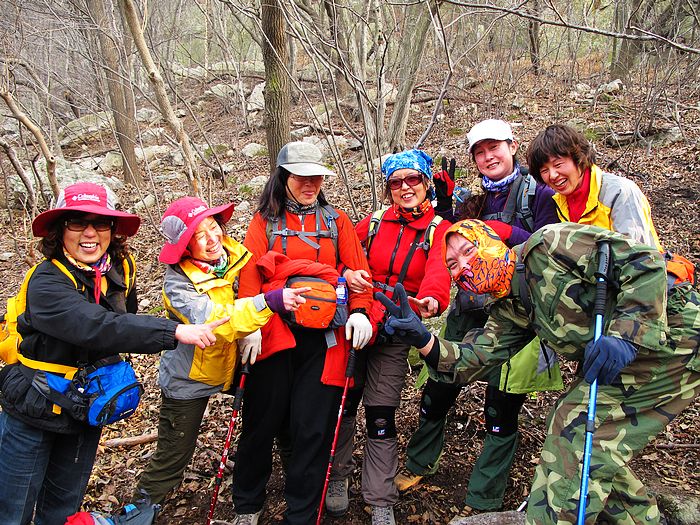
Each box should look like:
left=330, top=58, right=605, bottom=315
left=466, top=119, right=515, bottom=154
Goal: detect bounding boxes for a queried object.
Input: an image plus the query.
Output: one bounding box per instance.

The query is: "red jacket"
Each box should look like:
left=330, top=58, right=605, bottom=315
left=253, top=251, right=350, bottom=387
left=356, top=206, right=452, bottom=324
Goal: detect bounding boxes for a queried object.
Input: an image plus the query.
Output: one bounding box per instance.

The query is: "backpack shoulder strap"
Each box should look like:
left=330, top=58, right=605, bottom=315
left=319, top=204, right=340, bottom=262
left=50, top=259, right=79, bottom=288
left=513, top=244, right=533, bottom=319
left=2, top=261, right=79, bottom=368
left=266, top=216, right=283, bottom=252
left=365, top=208, right=388, bottom=256
left=396, top=215, right=445, bottom=286
left=499, top=174, right=526, bottom=226
left=122, top=254, right=137, bottom=296
left=419, top=215, right=444, bottom=252
left=266, top=204, right=340, bottom=260
left=320, top=203, right=340, bottom=222
left=516, top=174, right=537, bottom=232
left=3, top=263, right=42, bottom=323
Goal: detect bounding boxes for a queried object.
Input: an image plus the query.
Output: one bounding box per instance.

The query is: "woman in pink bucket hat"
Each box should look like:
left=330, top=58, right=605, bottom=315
left=134, top=196, right=309, bottom=506
left=0, top=182, right=233, bottom=524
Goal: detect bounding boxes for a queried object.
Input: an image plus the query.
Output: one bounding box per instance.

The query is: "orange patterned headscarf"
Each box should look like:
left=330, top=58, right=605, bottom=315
left=443, top=219, right=515, bottom=298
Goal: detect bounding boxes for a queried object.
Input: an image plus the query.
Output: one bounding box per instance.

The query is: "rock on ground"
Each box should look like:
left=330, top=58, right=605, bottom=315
left=657, top=492, right=700, bottom=525
left=448, top=510, right=525, bottom=525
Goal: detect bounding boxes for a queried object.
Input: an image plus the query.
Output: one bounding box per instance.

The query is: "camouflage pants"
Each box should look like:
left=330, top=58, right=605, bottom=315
left=526, top=351, right=700, bottom=525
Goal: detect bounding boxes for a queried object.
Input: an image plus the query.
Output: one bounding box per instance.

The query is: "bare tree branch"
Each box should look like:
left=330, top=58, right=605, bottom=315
left=441, top=0, right=700, bottom=54
left=0, top=136, right=36, bottom=214
left=119, top=0, right=201, bottom=195
left=0, top=89, right=59, bottom=198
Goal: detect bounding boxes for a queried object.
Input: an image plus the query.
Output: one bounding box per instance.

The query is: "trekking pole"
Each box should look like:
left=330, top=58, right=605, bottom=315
left=517, top=495, right=529, bottom=512
left=577, top=241, right=611, bottom=525
left=316, top=348, right=357, bottom=525
left=206, top=362, right=251, bottom=525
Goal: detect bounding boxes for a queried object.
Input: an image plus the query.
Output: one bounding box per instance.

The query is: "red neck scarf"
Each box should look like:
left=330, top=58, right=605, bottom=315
left=393, top=199, right=432, bottom=222
left=566, top=168, right=591, bottom=223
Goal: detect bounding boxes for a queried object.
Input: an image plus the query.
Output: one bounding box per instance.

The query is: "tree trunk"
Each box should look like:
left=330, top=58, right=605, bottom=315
left=261, top=0, right=291, bottom=171
left=0, top=137, right=37, bottom=214
left=116, top=0, right=139, bottom=173
left=527, top=0, right=541, bottom=76
left=119, top=0, right=201, bottom=195
left=387, top=1, right=435, bottom=151
left=86, top=0, right=143, bottom=186
left=288, top=33, right=301, bottom=103
left=86, top=0, right=141, bottom=186
left=610, top=0, right=645, bottom=80
left=323, top=1, right=352, bottom=100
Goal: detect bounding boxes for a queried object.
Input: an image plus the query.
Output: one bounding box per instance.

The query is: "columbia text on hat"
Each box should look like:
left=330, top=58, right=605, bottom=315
left=32, top=182, right=141, bottom=238
left=276, top=141, right=335, bottom=177
left=159, top=197, right=235, bottom=264
left=466, top=119, right=515, bottom=154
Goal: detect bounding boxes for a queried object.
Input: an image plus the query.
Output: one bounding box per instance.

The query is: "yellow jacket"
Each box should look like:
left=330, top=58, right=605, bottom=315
left=553, top=164, right=662, bottom=250
left=159, top=237, right=273, bottom=398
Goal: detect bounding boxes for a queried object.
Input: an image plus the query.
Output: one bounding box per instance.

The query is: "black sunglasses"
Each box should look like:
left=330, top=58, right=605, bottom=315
left=64, top=218, right=114, bottom=232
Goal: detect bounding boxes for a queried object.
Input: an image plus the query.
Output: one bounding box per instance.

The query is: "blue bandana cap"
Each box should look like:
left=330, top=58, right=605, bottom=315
left=381, top=149, right=433, bottom=180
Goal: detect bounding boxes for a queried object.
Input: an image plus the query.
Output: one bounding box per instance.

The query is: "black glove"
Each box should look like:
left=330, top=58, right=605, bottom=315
left=434, top=157, right=456, bottom=211
left=582, top=335, right=637, bottom=385
left=375, top=283, right=432, bottom=348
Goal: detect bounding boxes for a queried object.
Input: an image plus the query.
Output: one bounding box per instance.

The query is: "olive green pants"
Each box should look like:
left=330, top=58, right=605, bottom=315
left=404, top=305, right=523, bottom=510
left=136, top=394, right=210, bottom=504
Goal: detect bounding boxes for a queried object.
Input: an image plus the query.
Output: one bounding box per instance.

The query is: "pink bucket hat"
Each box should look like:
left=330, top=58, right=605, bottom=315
left=159, top=196, right=235, bottom=264
left=32, top=182, right=141, bottom=238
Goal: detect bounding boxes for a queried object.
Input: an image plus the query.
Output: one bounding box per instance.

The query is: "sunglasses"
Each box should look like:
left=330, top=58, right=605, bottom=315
left=64, top=218, right=114, bottom=232
left=387, top=174, right=424, bottom=190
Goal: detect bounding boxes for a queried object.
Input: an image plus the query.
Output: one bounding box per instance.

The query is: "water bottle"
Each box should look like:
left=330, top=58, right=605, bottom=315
left=336, top=277, right=348, bottom=305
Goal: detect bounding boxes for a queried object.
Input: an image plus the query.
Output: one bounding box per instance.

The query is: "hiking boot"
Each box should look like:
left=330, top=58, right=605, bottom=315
left=394, top=470, right=423, bottom=492
left=231, top=510, right=261, bottom=525
left=371, top=505, right=396, bottom=525
left=325, top=478, right=349, bottom=517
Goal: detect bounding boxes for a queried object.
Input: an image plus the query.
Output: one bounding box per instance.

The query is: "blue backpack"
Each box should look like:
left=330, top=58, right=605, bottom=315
left=30, top=355, right=143, bottom=427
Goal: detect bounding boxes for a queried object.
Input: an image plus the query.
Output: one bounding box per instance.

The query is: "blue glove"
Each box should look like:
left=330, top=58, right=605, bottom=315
left=375, top=283, right=432, bottom=348
left=583, top=335, right=637, bottom=385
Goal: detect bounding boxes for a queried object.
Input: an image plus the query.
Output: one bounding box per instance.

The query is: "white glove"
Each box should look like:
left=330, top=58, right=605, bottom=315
left=345, top=312, right=373, bottom=350
left=239, top=329, right=262, bottom=364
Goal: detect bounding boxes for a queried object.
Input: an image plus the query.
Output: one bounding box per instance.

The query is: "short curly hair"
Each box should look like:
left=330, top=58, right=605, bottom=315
left=527, top=124, right=595, bottom=184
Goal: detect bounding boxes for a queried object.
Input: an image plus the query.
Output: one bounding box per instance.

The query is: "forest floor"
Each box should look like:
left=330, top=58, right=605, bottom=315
left=0, top=64, right=699, bottom=524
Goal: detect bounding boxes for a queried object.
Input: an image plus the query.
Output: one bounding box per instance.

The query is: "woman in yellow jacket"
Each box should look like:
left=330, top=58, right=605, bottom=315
left=527, top=123, right=662, bottom=250
left=135, top=197, right=307, bottom=504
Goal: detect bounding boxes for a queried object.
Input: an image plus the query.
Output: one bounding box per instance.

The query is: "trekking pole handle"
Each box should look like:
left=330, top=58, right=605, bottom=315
left=232, top=362, right=251, bottom=412
left=345, top=348, right=356, bottom=378
left=594, top=241, right=611, bottom=321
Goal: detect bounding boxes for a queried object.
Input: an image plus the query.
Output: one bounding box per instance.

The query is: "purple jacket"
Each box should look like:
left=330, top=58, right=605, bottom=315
left=481, top=178, right=558, bottom=246
left=438, top=173, right=559, bottom=247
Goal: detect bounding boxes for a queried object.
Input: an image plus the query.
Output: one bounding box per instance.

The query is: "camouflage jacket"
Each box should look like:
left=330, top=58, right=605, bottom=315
left=432, top=223, right=677, bottom=385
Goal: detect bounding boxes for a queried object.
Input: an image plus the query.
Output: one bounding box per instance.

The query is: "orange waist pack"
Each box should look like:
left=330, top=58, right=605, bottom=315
left=284, top=276, right=348, bottom=330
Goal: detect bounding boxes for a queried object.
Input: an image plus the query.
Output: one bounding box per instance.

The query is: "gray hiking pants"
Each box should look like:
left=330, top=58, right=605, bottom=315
left=331, top=339, right=410, bottom=507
